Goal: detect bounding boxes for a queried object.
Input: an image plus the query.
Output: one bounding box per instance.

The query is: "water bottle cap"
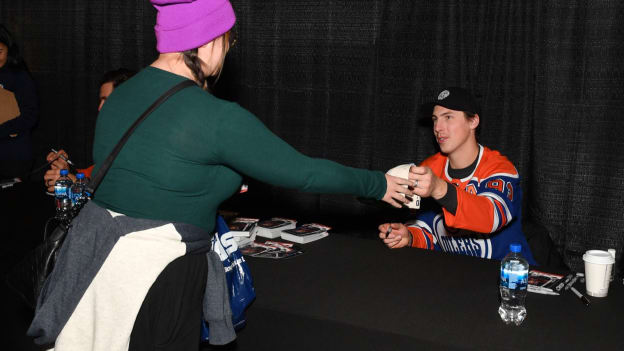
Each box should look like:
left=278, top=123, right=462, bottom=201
left=60, top=169, right=69, bottom=176
left=510, top=243, right=522, bottom=253
left=76, top=173, right=85, bottom=179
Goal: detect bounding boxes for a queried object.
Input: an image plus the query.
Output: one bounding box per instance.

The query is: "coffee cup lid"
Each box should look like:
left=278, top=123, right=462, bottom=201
left=583, top=250, right=615, bottom=264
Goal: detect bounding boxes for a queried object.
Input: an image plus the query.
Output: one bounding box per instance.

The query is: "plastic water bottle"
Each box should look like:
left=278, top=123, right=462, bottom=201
left=54, top=169, right=73, bottom=220
left=70, top=172, right=87, bottom=206
left=498, top=243, right=529, bottom=325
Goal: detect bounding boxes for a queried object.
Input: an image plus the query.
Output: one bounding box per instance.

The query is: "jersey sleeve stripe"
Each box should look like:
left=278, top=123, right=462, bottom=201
left=423, top=230, right=432, bottom=249
left=414, top=220, right=434, bottom=238
left=408, top=221, right=436, bottom=249
left=416, top=220, right=436, bottom=250
left=494, top=200, right=508, bottom=228
left=486, top=196, right=500, bottom=233
left=480, top=192, right=513, bottom=221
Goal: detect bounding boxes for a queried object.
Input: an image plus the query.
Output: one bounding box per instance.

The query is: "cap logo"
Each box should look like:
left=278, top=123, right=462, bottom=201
left=438, top=90, right=450, bottom=100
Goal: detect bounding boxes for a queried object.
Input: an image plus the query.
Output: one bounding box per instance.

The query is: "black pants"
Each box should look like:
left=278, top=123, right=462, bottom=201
left=129, top=253, right=207, bottom=351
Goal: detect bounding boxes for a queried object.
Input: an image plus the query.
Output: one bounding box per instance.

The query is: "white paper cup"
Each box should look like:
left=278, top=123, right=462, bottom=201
left=583, top=250, right=615, bottom=297
left=386, top=164, right=420, bottom=209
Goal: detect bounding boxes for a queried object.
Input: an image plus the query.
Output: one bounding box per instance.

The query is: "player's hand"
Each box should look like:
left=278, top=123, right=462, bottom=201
left=43, top=169, right=61, bottom=192
left=378, top=222, right=411, bottom=249
left=46, top=149, right=70, bottom=170
left=408, top=165, right=448, bottom=200
left=382, top=174, right=414, bottom=208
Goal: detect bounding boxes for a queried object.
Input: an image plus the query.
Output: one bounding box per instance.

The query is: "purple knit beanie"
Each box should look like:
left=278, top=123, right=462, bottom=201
left=151, top=0, right=236, bottom=53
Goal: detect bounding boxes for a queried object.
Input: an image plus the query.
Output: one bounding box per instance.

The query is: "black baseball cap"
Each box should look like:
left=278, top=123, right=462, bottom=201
left=430, top=87, right=479, bottom=115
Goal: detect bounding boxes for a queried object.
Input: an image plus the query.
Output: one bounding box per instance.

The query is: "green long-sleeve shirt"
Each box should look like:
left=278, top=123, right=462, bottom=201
left=92, top=67, right=385, bottom=232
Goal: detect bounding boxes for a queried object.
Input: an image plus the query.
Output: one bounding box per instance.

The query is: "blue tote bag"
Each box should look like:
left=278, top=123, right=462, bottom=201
left=201, top=215, right=256, bottom=341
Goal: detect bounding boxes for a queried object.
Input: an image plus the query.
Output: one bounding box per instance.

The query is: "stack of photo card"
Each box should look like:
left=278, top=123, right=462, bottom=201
left=253, top=217, right=297, bottom=239
left=280, top=223, right=331, bottom=244
left=227, top=217, right=259, bottom=248
left=228, top=217, right=259, bottom=236
left=240, top=241, right=303, bottom=259
left=528, top=270, right=566, bottom=295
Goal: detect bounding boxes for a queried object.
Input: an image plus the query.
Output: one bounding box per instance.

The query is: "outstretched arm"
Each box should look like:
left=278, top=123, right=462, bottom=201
left=214, top=104, right=414, bottom=206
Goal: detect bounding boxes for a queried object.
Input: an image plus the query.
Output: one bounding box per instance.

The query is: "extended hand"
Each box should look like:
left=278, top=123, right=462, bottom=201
left=382, top=173, right=415, bottom=208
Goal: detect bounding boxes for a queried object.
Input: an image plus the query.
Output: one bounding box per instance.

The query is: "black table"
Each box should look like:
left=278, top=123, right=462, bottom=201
left=233, top=234, right=623, bottom=350
left=3, top=183, right=621, bottom=350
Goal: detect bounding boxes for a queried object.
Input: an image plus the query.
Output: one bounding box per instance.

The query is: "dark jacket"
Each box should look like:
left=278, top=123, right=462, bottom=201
left=0, top=65, right=38, bottom=160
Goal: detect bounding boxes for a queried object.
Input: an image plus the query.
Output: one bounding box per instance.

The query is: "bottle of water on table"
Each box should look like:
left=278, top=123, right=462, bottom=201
left=54, top=169, right=73, bottom=220
left=499, top=243, right=529, bottom=326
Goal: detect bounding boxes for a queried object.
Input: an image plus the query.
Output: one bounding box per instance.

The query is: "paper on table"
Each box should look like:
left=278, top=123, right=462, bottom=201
left=0, top=87, right=21, bottom=125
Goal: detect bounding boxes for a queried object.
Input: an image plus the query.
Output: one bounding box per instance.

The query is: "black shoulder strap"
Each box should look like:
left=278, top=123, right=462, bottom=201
left=85, top=79, right=196, bottom=195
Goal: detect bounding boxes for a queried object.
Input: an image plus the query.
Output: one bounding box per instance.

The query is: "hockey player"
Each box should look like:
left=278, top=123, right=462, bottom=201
left=379, top=87, right=535, bottom=263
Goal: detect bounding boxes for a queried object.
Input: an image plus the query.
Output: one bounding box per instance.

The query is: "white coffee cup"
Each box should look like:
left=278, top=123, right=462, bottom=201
left=386, top=163, right=420, bottom=209
left=583, top=250, right=615, bottom=297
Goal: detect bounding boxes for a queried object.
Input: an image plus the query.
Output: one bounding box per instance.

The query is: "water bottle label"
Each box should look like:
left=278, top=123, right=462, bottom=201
left=55, top=185, right=68, bottom=197
left=70, top=190, right=80, bottom=204
left=500, top=266, right=528, bottom=290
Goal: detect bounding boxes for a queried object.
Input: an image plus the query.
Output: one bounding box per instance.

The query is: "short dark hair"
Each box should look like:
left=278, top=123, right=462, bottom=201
left=99, top=68, right=136, bottom=88
left=0, top=24, right=28, bottom=71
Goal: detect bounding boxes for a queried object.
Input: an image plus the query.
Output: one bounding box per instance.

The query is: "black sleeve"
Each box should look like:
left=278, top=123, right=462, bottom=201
left=435, top=182, right=457, bottom=215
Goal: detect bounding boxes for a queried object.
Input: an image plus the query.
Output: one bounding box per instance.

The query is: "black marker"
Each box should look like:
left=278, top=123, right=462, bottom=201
left=564, top=275, right=579, bottom=291
left=570, top=286, right=590, bottom=306
left=554, top=273, right=575, bottom=293
left=385, top=226, right=392, bottom=238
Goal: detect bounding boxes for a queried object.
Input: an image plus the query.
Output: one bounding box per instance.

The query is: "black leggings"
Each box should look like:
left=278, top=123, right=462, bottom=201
left=129, top=253, right=207, bottom=351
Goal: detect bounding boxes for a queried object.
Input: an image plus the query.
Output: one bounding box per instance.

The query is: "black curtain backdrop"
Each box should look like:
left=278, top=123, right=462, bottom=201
left=2, top=0, right=623, bottom=273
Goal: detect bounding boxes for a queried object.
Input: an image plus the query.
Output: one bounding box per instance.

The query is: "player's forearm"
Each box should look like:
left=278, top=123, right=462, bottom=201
left=407, top=226, right=435, bottom=249
left=442, top=191, right=511, bottom=234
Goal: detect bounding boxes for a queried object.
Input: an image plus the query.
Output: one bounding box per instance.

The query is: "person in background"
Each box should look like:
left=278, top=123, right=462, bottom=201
left=43, top=68, right=135, bottom=191
left=28, top=1, right=413, bottom=350
left=379, top=87, right=536, bottom=264
left=0, top=24, right=38, bottom=180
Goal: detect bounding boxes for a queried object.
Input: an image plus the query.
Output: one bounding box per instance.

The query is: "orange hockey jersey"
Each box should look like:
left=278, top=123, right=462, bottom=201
left=407, top=145, right=535, bottom=263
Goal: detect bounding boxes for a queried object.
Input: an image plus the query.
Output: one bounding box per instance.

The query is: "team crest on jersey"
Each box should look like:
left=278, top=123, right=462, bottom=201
left=438, top=90, right=450, bottom=100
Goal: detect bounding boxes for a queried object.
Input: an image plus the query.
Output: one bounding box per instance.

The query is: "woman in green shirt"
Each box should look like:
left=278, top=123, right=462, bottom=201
left=29, top=1, right=414, bottom=350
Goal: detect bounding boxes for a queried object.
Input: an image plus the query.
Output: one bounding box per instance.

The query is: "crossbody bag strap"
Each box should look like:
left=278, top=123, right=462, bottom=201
left=85, top=79, right=196, bottom=195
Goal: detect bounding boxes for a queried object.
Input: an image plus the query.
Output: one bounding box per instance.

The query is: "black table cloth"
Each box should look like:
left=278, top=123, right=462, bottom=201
left=235, top=234, right=623, bottom=350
